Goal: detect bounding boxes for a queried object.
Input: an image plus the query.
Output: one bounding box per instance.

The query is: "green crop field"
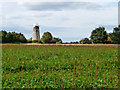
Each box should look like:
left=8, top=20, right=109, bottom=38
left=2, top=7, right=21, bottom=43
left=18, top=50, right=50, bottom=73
left=2, top=45, right=119, bottom=88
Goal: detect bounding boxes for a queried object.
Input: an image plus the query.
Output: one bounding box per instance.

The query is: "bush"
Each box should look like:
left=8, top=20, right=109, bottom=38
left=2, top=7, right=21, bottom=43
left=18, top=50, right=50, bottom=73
left=38, top=40, right=42, bottom=43
left=79, top=38, right=92, bottom=44
left=70, top=42, right=78, bottom=44
left=27, top=40, right=32, bottom=43
left=56, top=41, right=62, bottom=44
left=27, top=37, right=32, bottom=43
left=104, top=41, right=112, bottom=44
left=32, top=40, right=38, bottom=43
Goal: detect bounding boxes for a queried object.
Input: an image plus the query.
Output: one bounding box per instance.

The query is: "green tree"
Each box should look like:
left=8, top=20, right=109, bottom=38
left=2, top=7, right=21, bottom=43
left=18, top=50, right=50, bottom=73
left=11, top=32, right=18, bottom=42
left=19, top=35, right=27, bottom=43
left=90, top=27, right=108, bottom=43
left=79, top=38, right=91, bottom=44
left=0, top=30, right=27, bottom=43
left=27, top=37, right=32, bottom=43
left=51, top=37, right=62, bottom=43
left=5, top=32, right=14, bottom=43
left=109, top=26, right=120, bottom=44
left=0, top=31, right=7, bottom=43
left=41, top=32, right=53, bottom=43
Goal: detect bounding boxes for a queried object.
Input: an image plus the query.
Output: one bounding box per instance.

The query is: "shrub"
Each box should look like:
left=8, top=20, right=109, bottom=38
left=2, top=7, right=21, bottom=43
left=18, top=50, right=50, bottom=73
left=38, top=40, right=42, bottom=43
left=56, top=41, right=62, bottom=44
left=32, top=40, right=38, bottom=43
left=27, top=40, right=32, bottom=43
left=79, top=38, right=92, bottom=44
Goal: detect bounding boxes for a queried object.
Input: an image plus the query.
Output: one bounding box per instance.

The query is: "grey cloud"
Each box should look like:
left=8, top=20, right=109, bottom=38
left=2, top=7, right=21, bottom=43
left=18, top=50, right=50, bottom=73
left=40, top=25, right=75, bottom=32
left=32, top=13, right=54, bottom=17
left=22, top=2, right=103, bottom=11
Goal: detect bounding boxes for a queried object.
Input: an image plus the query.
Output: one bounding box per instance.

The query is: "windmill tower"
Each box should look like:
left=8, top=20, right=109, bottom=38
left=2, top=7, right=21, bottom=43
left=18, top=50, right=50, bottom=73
left=32, top=24, right=40, bottom=41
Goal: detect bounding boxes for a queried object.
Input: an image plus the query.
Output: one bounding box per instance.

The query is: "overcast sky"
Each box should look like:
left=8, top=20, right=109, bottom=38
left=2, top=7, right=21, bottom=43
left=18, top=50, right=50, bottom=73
left=0, top=0, right=119, bottom=42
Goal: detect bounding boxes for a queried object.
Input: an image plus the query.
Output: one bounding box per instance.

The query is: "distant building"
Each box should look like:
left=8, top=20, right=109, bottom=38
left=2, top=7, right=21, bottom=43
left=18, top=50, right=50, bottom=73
left=32, top=24, right=40, bottom=41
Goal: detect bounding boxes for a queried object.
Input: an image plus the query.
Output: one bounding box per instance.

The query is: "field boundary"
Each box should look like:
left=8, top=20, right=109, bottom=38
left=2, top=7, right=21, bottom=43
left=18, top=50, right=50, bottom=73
left=1, top=43, right=119, bottom=47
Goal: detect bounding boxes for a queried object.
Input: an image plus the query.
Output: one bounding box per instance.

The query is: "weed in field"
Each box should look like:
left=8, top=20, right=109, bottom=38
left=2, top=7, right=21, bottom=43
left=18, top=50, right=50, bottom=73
left=2, top=45, right=119, bottom=88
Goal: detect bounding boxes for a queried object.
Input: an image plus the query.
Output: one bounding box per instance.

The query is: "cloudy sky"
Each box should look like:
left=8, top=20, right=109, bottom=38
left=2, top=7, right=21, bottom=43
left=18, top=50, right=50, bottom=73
left=0, top=0, right=119, bottom=42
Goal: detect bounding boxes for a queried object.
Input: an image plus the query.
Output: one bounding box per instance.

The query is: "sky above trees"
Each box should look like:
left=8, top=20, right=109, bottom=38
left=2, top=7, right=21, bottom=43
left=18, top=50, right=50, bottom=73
left=0, top=0, right=119, bottom=42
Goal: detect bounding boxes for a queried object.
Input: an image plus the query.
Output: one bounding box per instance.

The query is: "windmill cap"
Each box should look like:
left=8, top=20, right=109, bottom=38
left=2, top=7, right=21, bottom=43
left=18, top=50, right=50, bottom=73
left=33, top=23, right=39, bottom=27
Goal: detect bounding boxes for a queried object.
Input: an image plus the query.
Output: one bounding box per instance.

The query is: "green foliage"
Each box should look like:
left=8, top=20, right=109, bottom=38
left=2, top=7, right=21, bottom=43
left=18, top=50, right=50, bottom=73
left=0, top=31, right=7, bottom=43
left=27, top=40, right=32, bottom=43
left=105, top=34, right=112, bottom=44
left=41, top=32, right=52, bottom=43
left=0, top=31, right=27, bottom=43
left=51, top=37, right=62, bottom=44
left=56, top=40, right=62, bottom=44
left=27, top=37, right=32, bottom=43
left=109, top=26, right=120, bottom=44
left=79, top=38, right=92, bottom=44
left=90, top=27, right=108, bottom=44
left=32, top=40, right=38, bottom=43
left=70, top=41, right=78, bottom=44
left=2, top=45, right=118, bottom=88
left=5, top=32, right=13, bottom=43
left=38, top=40, right=42, bottom=43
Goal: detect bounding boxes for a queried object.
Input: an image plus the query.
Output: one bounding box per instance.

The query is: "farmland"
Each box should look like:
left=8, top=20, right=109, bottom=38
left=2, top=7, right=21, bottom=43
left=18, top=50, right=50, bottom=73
left=2, top=45, right=119, bottom=88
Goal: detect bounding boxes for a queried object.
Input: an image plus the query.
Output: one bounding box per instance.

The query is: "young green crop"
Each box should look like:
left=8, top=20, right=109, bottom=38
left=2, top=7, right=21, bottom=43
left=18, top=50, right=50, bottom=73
left=2, top=45, right=119, bottom=88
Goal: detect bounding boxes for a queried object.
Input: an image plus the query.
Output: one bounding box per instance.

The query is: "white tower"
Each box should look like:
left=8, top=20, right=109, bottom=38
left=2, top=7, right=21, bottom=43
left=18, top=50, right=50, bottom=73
left=32, top=24, right=40, bottom=41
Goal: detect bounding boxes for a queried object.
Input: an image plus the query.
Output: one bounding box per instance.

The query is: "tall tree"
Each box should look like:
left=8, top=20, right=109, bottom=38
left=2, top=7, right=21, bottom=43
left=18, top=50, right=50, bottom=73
left=90, top=27, right=108, bottom=43
left=0, top=30, right=27, bottom=43
left=109, top=26, right=120, bottom=44
left=5, top=32, right=14, bottom=43
left=0, top=31, right=7, bottom=43
left=41, top=32, right=53, bottom=43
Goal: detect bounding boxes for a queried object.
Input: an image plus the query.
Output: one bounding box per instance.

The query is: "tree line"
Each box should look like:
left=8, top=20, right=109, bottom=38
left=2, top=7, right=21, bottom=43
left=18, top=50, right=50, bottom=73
left=0, top=31, right=27, bottom=43
left=0, top=25, right=120, bottom=44
left=80, top=26, right=120, bottom=44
